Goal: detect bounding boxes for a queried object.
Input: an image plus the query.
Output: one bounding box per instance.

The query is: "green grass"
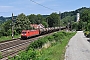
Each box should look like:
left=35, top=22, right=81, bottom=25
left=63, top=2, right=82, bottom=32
left=9, top=31, right=76, bottom=60
left=36, top=37, right=72, bottom=60
left=0, top=34, right=20, bottom=42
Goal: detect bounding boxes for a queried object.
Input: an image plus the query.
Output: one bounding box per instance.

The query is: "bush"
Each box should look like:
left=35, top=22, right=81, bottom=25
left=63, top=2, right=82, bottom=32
left=46, top=35, right=54, bottom=41
left=10, top=31, right=76, bottom=60
left=0, top=31, right=3, bottom=38
left=84, top=31, right=90, bottom=38
left=0, top=52, right=2, bottom=59
left=10, top=48, right=36, bottom=60
left=27, top=38, right=48, bottom=50
left=52, top=31, right=65, bottom=41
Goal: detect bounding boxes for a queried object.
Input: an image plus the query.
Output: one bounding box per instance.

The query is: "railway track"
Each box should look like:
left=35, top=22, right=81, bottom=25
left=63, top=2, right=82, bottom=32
left=0, top=32, right=54, bottom=60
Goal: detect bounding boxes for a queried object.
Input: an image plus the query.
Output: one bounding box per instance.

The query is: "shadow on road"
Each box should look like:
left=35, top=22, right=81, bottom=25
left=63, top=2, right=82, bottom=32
left=87, top=39, right=90, bottom=42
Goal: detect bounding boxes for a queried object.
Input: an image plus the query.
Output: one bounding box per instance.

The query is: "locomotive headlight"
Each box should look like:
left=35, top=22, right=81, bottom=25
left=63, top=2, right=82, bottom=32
left=25, top=34, right=26, bottom=35
left=21, top=34, right=23, bottom=35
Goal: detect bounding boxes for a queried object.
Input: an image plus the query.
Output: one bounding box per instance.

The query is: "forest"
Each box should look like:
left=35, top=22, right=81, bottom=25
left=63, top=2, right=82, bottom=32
left=0, top=7, right=90, bottom=37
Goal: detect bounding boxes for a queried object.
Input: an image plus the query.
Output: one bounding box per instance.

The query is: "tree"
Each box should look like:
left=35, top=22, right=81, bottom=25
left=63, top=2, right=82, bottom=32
left=1, top=20, right=12, bottom=36
left=77, top=21, right=83, bottom=30
left=42, top=21, right=48, bottom=28
left=72, top=22, right=78, bottom=30
left=27, top=14, right=37, bottom=24
left=37, top=14, right=45, bottom=24
left=47, top=13, right=60, bottom=27
left=80, top=8, right=90, bottom=31
left=15, top=13, right=31, bottom=34
left=80, top=8, right=90, bottom=22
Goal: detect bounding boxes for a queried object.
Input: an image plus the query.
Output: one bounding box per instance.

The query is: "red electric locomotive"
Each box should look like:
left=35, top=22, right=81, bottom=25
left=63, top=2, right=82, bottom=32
left=21, top=30, right=39, bottom=39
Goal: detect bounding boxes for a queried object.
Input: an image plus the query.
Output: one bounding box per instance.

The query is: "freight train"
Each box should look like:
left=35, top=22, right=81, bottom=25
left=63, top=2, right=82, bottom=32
left=21, top=27, right=66, bottom=39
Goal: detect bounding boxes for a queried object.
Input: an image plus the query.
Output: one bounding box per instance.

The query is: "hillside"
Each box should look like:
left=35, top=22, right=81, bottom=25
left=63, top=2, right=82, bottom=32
left=0, top=15, right=49, bottom=24
left=0, top=7, right=89, bottom=24
left=0, top=16, right=17, bottom=24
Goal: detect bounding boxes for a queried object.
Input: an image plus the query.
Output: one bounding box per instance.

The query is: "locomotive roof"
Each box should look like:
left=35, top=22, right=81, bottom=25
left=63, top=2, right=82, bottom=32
left=22, top=30, right=39, bottom=32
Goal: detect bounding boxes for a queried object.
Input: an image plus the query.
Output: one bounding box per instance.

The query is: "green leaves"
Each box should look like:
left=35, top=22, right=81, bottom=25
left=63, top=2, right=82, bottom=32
left=0, top=20, right=12, bottom=36
left=15, top=13, right=31, bottom=34
left=10, top=50, right=36, bottom=60
left=9, top=31, right=76, bottom=60
left=47, top=13, right=60, bottom=27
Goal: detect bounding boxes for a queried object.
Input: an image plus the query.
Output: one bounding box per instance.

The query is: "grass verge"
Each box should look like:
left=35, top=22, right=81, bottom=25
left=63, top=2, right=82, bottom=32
left=0, top=34, right=20, bottom=42
left=36, top=36, right=73, bottom=60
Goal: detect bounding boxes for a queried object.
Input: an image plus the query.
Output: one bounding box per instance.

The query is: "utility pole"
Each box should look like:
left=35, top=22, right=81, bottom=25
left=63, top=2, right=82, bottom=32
left=70, top=21, right=72, bottom=31
left=12, top=13, right=14, bottom=39
left=59, top=11, right=61, bottom=30
left=68, top=22, right=70, bottom=31
left=47, top=18, right=48, bottom=28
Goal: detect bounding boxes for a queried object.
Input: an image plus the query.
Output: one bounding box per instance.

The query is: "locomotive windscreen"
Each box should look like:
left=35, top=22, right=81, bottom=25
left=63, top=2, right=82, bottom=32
left=22, top=32, right=26, bottom=34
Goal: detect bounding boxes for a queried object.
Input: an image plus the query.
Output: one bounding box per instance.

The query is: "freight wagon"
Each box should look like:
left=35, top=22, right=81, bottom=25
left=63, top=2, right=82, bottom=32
left=21, top=27, right=66, bottom=39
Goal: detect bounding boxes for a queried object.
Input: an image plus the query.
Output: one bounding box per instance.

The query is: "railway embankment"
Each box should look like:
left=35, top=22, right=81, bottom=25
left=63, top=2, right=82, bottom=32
left=9, top=31, right=76, bottom=60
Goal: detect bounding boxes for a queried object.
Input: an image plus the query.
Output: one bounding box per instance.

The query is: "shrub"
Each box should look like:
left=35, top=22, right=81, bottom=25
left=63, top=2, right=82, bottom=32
left=0, top=52, right=2, bottom=59
left=11, top=48, right=36, bottom=60
left=84, top=31, right=90, bottom=38
left=10, top=31, right=76, bottom=60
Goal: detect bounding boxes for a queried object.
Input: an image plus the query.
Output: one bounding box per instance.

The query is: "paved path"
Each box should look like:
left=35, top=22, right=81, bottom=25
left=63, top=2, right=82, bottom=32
left=65, top=31, right=90, bottom=60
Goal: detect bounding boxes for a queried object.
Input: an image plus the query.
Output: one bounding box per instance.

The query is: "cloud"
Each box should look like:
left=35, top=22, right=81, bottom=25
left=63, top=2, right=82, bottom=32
left=0, top=6, right=13, bottom=8
left=0, top=6, right=13, bottom=12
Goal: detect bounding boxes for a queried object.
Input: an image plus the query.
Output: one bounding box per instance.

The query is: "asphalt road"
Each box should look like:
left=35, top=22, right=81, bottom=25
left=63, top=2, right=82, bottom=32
left=65, top=31, right=90, bottom=60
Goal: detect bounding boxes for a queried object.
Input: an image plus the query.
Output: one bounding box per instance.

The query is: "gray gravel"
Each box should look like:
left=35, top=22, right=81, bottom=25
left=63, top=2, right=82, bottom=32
left=65, top=31, right=90, bottom=60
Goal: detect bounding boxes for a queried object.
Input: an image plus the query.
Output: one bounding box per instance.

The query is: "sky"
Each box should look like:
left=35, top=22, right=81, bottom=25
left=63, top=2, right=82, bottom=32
left=0, top=0, right=90, bottom=17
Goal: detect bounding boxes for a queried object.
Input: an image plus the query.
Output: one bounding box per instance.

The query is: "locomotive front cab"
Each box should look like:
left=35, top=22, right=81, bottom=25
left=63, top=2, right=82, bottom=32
left=21, top=30, right=29, bottom=39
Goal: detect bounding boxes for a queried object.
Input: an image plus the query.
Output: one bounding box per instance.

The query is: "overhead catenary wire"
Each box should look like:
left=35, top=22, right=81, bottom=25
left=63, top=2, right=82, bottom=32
left=30, top=0, right=61, bottom=28
left=30, top=0, right=59, bottom=12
